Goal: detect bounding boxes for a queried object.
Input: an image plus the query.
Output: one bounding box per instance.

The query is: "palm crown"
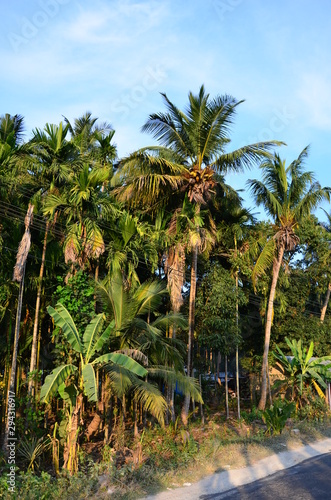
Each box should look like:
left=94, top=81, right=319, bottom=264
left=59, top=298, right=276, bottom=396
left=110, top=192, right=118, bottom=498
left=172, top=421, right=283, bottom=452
left=115, top=85, right=282, bottom=210
left=248, top=146, right=330, bottom=282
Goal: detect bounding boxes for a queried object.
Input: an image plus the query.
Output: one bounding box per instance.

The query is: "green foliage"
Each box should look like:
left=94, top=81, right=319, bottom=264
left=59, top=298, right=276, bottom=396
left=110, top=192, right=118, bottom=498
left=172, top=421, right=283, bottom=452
left=196, top=263, right=247, bottom=353
left=272, top=337, right=331, bottom=405
left=0, top=470, right=99, bottom=499
left=262, top=399, right=295, bottom=435
left=40, top=303, right=148, bottom=405
left=241, top=406, right=264, bottom=424
left=296, top=395, right=329, bottom=422
left=16, top=395, right=46, bottom=439
left=54, top=271, right=95, bottom=331
left=270, top=265, right=331, bottom=357
left=17, top=436, right=51, bottom=472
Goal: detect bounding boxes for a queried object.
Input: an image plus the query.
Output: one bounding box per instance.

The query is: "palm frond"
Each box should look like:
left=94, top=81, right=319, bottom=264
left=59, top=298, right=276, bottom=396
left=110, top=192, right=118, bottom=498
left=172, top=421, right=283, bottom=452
left=252, top=238, right=276, bottom=288
left=131, top=378, right=167, bottom=426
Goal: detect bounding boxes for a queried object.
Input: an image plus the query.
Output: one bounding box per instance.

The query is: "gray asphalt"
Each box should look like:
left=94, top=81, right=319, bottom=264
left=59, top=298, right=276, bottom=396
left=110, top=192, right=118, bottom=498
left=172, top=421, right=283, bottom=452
left=200, top=452, right=331, bottom=499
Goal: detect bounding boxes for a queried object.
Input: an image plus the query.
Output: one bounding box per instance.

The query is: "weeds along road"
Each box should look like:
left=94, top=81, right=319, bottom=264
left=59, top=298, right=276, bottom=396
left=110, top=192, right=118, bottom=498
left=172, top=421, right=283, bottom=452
left=144, top=439, right=331, bottom=500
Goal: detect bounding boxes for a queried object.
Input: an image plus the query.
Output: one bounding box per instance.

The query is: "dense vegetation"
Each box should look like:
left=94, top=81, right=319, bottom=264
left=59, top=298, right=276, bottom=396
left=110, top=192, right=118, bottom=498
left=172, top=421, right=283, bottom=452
left=1, top=87, right=331, bottom=497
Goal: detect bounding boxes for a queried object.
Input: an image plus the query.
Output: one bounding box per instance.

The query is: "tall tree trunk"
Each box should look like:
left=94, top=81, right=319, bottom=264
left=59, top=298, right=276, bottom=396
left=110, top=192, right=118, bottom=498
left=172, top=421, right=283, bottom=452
left=3, top=204, right=33, bottom=452
left=28, top=220, right=49, bottom=397
left=199, top=373, right=204, bottom=424
left=2, top=273, right=25, bottom=452
left=258, top=245, right=284, bottom=410
left=236, top=348, right=240, bottom=419
left=169, top=325, right=176, bottom=423
left=181, top=242, right=198, bottom=425
left=320, top=282, right=331, bottom=323
left=225, top=355, right=229, bottom=419
left=235, top=271, right=240, bottom=419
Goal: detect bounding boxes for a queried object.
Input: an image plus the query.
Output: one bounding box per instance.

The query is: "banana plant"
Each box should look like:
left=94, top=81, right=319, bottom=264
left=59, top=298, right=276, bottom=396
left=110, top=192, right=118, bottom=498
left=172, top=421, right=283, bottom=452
left=40, top=302, right=148, bottom=473
left=273, top=337, right=331, bottom=406
left=40, top=302, right=147, bottom=405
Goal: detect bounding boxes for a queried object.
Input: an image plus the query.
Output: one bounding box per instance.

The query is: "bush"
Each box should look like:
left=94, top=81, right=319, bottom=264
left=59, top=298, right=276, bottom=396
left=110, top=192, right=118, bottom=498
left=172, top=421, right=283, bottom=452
left=262, top=399, right=295, bottom=435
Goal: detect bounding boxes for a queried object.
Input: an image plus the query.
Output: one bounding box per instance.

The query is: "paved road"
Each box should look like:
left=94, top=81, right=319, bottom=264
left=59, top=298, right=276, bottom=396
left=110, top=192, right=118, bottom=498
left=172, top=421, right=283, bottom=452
left=200, top=453, right=331, bottom=500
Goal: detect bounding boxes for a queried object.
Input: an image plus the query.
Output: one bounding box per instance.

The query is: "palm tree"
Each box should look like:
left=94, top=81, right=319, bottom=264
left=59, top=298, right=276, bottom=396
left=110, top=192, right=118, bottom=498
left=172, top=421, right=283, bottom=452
left=2, top=204, right=34, bottom=453
left=247, top=146, right=330, bottom=410
left=64, top=111, right=114, bottom=156
left=114, top=85, right=281, bottom=422
left=96, top=271, right=202, bottom=426
left=106, top=210, right=159, bottom=288
left=0, top=113, right=27, bottom=197
left=27, top=122, right=80, bottom=396
left=43, top=162, right=118, bottom=272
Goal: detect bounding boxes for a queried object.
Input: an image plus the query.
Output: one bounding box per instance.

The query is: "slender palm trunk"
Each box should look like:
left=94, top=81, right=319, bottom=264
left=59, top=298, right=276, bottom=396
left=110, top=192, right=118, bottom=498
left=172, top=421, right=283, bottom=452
left=2, top=272, right=25, bottom=452
left=320, top=282, right=331, bottom=323
left=235, top=270, right=240, bottom=419
left=225, top=355, right=229, bottom=419
left=28, top=220, right=49, bottom=396
left=169, top=324, right=176, bottom=423
left=181, top=242, right=198, bottom=425
left=188, top=243, right=198, bottom=377
left=258, top=245, right=285, bottom=410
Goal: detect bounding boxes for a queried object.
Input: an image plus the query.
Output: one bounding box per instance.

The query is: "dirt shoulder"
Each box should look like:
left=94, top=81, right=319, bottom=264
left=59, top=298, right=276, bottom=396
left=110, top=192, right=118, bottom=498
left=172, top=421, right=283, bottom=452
left=142, top=433, right=331, bottom=500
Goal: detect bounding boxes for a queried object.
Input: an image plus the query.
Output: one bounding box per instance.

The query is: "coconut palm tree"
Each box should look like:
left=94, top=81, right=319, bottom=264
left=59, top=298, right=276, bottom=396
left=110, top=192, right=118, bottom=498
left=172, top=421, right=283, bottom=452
left=247, top=146, right=330, bottom=410
left=114, top=85, right=282, bottom=422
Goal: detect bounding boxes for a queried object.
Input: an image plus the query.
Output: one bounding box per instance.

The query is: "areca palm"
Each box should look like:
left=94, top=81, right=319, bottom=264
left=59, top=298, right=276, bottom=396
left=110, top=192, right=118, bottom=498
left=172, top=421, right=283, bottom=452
left=0, top=114, right=27, bottom=197
left=27, top=122, right=80, bottom=396
left=114, top=85, right=281, bottom=421
left=106, top=211, right=159, bottom=288
left=44, top=163, right=118, bottom=271
left=64, top=111, right=114, bottom=156
left=247, top=146, right=330, bottom=410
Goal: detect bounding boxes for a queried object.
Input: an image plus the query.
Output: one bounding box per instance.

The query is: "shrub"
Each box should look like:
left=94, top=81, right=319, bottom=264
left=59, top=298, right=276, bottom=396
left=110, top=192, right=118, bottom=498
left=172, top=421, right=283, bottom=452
left=262, top=399, right=295, bottom=435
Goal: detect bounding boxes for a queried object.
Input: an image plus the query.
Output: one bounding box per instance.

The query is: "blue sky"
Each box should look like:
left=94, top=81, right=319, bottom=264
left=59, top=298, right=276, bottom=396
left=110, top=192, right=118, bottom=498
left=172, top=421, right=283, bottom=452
left=1, top=0, right=331, bottom=218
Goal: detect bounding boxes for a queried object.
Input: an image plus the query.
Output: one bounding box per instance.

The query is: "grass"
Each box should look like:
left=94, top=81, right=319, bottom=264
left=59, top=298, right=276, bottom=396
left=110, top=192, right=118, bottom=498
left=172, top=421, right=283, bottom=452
left=93, top=413, right=331, bottom=499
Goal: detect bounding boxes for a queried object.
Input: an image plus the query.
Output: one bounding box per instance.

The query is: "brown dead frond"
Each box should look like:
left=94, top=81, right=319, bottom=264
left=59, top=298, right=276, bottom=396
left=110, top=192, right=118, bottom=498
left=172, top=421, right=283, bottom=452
left=165, top=243, right=185, bottom=312
left=13, top=204, right=34, bottom=282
